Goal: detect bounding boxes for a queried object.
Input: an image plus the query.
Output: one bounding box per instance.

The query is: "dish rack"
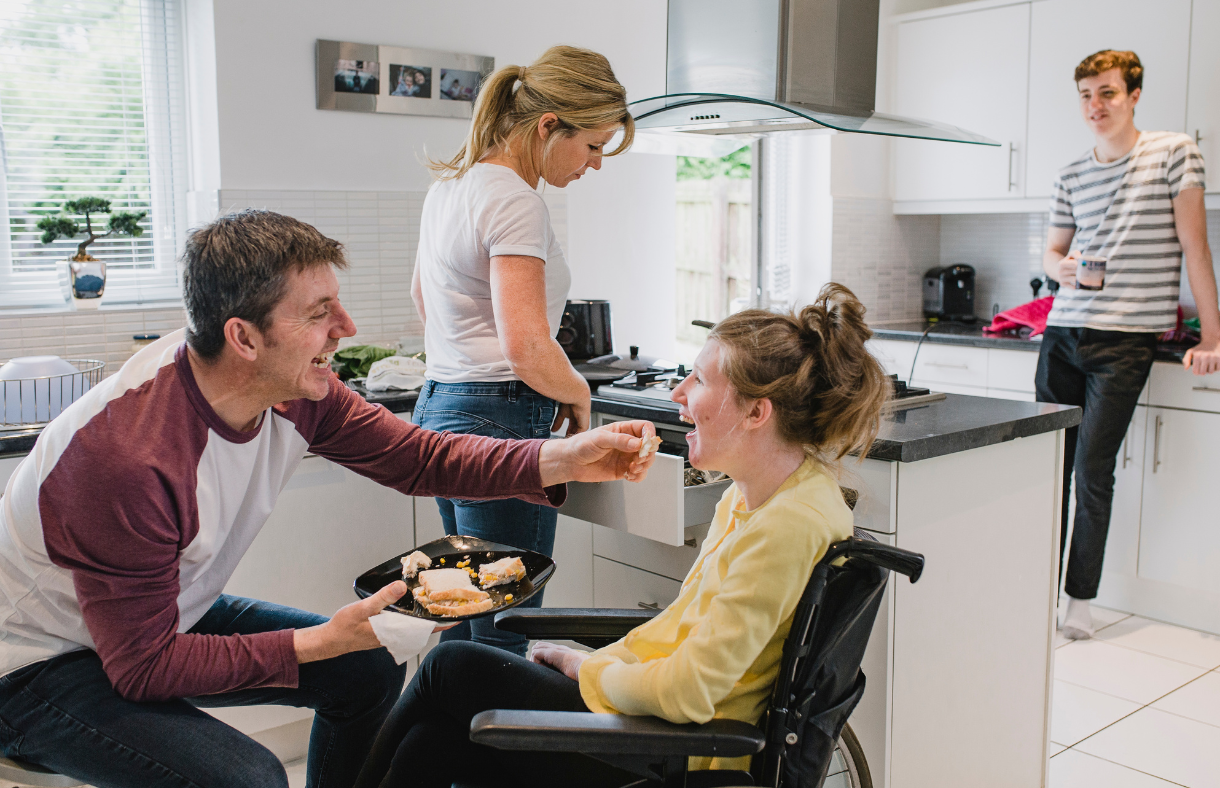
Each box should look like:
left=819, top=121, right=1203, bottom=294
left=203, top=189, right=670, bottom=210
left=1, top=359, right=105, bottom=428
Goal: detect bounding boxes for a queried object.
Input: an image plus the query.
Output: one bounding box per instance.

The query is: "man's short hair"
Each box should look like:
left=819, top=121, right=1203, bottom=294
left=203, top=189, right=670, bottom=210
left=1075, top=50, right=1143, bottom=94
left=182, top=210, right=349, bottom=360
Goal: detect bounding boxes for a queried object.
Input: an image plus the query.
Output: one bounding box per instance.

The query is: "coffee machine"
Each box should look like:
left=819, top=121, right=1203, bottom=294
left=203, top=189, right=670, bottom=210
left=923, top=265, right=976, bottom=322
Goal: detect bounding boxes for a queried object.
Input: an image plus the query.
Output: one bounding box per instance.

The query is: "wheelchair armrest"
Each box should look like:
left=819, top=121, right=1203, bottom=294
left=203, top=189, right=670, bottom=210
left=469, top=710, right=765, bottom=758
left=493, top=608, right=659, bottom=640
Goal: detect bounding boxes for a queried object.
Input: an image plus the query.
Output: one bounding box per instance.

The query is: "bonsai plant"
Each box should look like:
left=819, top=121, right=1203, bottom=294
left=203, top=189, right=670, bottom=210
left=36, top=197, right=145, bottom=303
left=37, top=196, right=145, bottom=261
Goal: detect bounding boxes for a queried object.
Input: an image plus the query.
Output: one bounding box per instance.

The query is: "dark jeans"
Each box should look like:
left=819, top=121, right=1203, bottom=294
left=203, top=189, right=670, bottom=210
left=413, top=379, right=559, bottom=656
left=0, top=595, right=406, bottom=788
left=1036, top=326, right=1157, bottom=600
left=353, top=642, right=636, bottom=788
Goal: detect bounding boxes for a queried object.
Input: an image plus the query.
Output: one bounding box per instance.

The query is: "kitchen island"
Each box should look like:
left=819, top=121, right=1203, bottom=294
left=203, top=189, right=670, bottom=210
left=575, top=391, right=1080, bottom=788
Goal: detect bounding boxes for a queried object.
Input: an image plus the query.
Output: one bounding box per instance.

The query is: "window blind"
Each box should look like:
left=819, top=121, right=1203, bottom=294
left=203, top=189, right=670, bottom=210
left=0, top=0, right=187, bottom=308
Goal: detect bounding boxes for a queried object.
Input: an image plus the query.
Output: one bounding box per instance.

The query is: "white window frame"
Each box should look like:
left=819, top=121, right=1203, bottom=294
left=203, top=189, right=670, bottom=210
left=0, top=0, right=188, bottom=310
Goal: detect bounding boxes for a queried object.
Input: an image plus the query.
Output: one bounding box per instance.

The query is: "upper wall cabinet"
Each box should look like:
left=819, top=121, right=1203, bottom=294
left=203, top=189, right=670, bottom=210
left=1186, top=0, right=1219, bottom=193
left=1024, top=0, right=1192, bottom=199
left=893, top=3, right=1031, bottom=202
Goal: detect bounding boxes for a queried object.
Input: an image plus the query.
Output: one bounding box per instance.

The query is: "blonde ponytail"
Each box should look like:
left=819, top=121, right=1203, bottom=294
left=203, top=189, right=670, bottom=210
left=429, top=45, right=634, bottom=181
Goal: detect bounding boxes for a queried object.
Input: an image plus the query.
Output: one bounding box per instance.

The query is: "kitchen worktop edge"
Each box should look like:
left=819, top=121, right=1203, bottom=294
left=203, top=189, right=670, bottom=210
left=872, top=321, right=1192, bottom=362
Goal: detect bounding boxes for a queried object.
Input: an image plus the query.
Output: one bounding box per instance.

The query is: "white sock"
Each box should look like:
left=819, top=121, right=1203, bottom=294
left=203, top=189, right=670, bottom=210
left=1062, top=597, right=1094, bottom=640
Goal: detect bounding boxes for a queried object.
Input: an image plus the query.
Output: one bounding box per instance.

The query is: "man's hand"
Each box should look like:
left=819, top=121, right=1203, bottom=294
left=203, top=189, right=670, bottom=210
left=552, top=398, right=591, bottom=436
left=1183, top=335, right=1220, bottom=376
left=530, top=641, right=590, bottom=681
left=1056, top=251, right=1081, bottom=289
left=294, top=581, right=449, bottom=664
left=537, top=420, right=659, bottom=487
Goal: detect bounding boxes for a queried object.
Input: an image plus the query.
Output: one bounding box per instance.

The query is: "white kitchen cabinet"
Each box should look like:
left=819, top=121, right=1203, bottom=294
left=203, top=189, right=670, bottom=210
left=894, top=2, right=1031, bottom=202
left=1186, top=0, right=1219, bottom=192
left=1100, top=404, right=1148, bottom=583
left=592, top=556, right=681, bottom=610
left=1136, top=406, right=1220, bottom=593
left=0, top=454, right=22, bottom=492
left=909, top=343, right=989, bottom=390
left=1025, top=0, right=1192, bottom=198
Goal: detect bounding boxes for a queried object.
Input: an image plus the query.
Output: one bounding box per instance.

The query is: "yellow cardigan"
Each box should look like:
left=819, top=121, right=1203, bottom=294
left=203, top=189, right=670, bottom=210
left=578, top=458, right=853, bottom=770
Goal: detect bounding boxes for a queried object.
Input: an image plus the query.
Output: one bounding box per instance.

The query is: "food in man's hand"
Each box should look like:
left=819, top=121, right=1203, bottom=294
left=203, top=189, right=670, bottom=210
left=400, top=550, right=432, bottom=579
left=478, top=556, right=526, bottom=588
left=412, top=568, right=493, bottom=616
left=638, top=434, right=662, bottom=459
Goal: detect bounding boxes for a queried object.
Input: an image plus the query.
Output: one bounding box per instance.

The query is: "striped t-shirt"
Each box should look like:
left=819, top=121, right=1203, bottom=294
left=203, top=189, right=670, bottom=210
left=1047, top=131, right=1206, bottom=332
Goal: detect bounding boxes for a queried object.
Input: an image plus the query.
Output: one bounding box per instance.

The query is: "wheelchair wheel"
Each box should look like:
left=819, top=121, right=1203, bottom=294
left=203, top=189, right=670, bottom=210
left=824, top=723, right=872, bottom=788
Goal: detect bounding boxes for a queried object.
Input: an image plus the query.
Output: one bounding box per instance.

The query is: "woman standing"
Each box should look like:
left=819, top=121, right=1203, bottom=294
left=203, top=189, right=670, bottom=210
left=411, top=46, right=634, bottom=656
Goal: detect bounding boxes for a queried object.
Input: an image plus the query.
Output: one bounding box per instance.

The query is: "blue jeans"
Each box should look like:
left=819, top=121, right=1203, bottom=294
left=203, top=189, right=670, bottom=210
left=0, top=595, right=406, bottom=788
left=413, top=379, right=558, bottom=657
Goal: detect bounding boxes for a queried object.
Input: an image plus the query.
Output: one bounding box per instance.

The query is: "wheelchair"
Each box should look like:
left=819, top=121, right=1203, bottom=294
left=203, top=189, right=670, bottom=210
left=470, top=523, right=924, bottom=788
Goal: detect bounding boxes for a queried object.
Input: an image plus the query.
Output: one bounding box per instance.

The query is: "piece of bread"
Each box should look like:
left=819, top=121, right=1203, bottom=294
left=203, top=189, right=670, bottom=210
left=413, top=567, right=492, bottom=616
left=638, top=435, right=662, bottom=459
left=400, top=550, right=432, bottom=579
left=478, top=556, right=527, bottom=588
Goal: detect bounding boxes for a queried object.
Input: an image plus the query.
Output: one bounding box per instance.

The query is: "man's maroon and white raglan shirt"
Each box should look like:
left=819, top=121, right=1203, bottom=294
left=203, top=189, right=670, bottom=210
left=0, top=330, right=562, bottom=701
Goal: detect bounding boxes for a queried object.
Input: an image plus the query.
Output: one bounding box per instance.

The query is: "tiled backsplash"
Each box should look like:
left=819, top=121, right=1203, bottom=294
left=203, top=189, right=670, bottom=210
left=832, top=197, right=941, bottom=324
left=0, top=188, right=568, bottom=373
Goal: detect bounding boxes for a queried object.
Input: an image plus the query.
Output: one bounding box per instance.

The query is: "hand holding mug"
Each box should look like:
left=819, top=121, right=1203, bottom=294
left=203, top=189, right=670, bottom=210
left=1057, top=251, right=1081, bottom=289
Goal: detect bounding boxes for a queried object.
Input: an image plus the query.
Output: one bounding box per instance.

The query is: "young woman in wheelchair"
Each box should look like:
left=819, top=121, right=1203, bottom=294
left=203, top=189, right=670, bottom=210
left=354, top=284, right=891, bottom=788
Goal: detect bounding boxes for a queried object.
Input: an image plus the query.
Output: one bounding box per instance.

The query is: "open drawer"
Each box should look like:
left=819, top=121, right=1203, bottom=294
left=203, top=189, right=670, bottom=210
left=559, top=449, right=732, bottom=547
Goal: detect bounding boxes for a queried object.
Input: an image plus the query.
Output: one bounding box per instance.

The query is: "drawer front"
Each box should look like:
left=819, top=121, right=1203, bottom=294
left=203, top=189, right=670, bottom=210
left=1148, top=361, right=1220, bottom=413
left=593, top=556, right=681, bottom=609
left=592, top=522, right=709, bottom=582
left=868, top=339, right=917, bottom=378
left=986, top=388, right=1036, bottom=402
left=986, top=348, right=1038, bottom=393
left=845, top=458, right=896, bottom=534
left=911, top=344, right=988, bottom=388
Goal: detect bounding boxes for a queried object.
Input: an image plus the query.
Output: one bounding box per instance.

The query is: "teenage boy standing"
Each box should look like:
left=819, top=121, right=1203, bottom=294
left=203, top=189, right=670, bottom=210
left=1039, top=50, right=1218, bottom=639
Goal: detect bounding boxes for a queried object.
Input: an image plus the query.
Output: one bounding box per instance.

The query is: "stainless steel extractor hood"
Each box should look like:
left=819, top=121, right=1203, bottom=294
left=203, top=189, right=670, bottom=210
left=631, top=0, right=997, bottom=146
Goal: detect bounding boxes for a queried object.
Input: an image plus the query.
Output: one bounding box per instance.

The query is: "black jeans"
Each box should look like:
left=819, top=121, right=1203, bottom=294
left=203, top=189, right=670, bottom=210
left=0, top=595, right=406, bottom=788
left=1035, top=326, right=1157, bottom=600
left=354, top=642, right=637, bottom=788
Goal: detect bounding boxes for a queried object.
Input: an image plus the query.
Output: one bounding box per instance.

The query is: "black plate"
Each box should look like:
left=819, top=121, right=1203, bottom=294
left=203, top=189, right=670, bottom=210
left=354, top=535, right=556, bottom=622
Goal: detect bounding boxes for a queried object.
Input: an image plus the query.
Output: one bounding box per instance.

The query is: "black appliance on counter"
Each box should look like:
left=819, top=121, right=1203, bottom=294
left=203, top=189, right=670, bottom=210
left=923, top=265, right=976, bottom=322
left=556, top=300, right=612, bottom=361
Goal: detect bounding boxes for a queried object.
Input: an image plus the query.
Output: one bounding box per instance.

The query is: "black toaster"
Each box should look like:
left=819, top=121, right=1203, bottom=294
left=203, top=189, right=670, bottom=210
left=923, top=265, right=976, bottom=322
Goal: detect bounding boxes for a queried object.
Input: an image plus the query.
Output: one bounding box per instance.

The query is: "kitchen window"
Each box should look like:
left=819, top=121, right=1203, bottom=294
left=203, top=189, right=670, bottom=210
left=0, top=0, right=188, bottom=309
left=674, top=144, right=754, bottom=361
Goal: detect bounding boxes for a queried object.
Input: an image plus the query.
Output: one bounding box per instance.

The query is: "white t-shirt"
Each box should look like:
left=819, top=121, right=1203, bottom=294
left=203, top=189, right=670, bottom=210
left=417, top=163, right=571, bottom=383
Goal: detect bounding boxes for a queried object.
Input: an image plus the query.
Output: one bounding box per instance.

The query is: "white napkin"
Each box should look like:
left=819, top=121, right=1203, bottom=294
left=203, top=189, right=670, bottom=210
left=369, top=610, right=434, bottom=664
left=365, top=356, right=427, bottom=392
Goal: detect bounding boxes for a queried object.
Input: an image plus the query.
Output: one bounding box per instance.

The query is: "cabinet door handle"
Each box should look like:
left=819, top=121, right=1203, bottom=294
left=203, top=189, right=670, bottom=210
left=1008, top=142, right=1018, bottom=192
left=1191, top=385, right=1220, bottom=393
left=1152, top=414, right=1163, bottom=473
left=925, top=361, right=969, bottom=370
left=638, top=601, right=660, bottom=610
left=1197, top=129, right=1204, bottom=145
left=1121, top=432, right=1131, bottom=469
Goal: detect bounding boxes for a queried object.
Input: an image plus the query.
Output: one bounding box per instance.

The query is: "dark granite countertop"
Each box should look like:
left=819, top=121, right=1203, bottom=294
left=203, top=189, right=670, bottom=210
left=0, top=385, right=420, bottom=458
left=871, top=320, right=1193, bottom=363
left=592, top=392, right=1081, bottom=463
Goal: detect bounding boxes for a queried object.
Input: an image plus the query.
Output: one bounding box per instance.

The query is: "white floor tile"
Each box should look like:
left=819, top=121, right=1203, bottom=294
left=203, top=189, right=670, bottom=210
left=1055, top=639, right=1207, bottom=704
left=1095, top=616, right=1220, bottom=669
left=1076, top=706, right=1220, bottom=788
left=285, top=758, right=307, bottom=788
left=1152, top=671, right=1220, bottom=729
left=1093, top=605, right=1135, bottom=632
left=1051, top=680, right=1142, bottom=746
left=1049, top=742, right=1068, bottom=757
left=1049, top=749, right=1182, bottom=788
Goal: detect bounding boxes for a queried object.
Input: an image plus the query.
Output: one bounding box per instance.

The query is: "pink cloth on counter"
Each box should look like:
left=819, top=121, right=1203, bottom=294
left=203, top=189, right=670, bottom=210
left=0, top=331, right=561, bottom=702
left=983, top=296, right=1055, bottom=337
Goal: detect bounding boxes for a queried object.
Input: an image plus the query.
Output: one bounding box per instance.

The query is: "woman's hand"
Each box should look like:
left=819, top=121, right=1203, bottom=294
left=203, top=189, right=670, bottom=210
left=537, top=420, right=659, bottom=486
left=552, top=398, right=591, bottom=436
left=530, top=641, right=590, bottom=681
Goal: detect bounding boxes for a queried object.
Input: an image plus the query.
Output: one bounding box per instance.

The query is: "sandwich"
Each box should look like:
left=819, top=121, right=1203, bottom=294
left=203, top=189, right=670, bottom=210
left=478, top=556, right=527, bottom=589
left=412, top=568, right=493, bottom=616
left=400, top=550, right=432, bottom=579
left=639, top=434, right=662, bottom=459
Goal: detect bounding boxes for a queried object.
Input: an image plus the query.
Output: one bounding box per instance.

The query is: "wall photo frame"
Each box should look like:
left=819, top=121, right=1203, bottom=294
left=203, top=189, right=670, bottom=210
left=316, top=40, right=494, bottom=118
